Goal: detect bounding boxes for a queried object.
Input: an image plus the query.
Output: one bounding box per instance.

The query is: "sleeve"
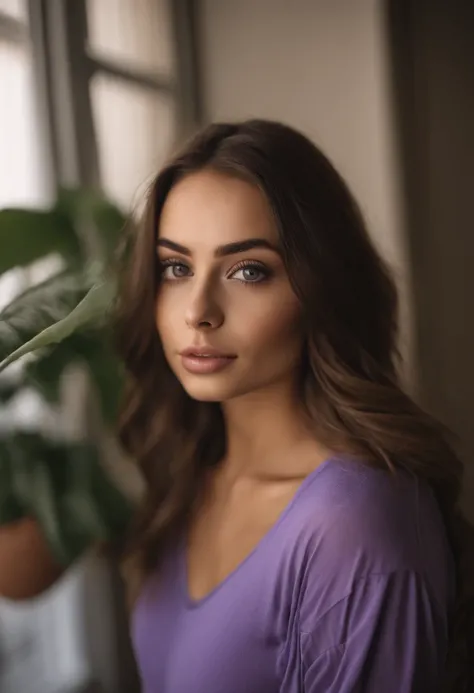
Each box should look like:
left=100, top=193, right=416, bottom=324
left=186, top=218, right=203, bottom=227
left=301, top=571, right=449, bottom=693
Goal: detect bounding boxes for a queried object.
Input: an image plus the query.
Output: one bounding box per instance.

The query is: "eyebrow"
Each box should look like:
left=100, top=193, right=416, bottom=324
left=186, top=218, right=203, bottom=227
left=156, top=237, right=280, bottom=257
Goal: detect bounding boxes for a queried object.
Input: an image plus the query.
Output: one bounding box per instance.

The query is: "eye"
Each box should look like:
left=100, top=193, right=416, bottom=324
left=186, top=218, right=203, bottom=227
left=229, top=262, right=270, bottom=284
left=160, top=260, right=192, bottom=280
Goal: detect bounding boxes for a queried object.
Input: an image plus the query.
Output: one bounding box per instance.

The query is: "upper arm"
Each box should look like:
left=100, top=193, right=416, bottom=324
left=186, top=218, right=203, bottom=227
left=301, top=571, right=449, bottom=693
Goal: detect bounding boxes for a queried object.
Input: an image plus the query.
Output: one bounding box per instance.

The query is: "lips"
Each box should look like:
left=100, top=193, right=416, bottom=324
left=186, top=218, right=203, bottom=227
left=179, top=347, right=237, bottom=375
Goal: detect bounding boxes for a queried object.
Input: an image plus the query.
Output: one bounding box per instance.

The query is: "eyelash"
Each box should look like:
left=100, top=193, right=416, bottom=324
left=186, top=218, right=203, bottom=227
left=158, top=258, right=272, bottom=284
left=159, top=258, right=190, bottom=281
left=229, top=260, right=271, bottom=283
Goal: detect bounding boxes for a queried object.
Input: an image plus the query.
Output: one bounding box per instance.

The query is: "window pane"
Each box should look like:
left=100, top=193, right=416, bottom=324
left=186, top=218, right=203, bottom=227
left=0, top=40, right=46, bottom=208
left=86, top=0, right=174, bottom=75
left=0, top=38, right=51, bottom=307
left=0, top=0, right=26, bottom=20
left=91, top=73, right=176, bottom=210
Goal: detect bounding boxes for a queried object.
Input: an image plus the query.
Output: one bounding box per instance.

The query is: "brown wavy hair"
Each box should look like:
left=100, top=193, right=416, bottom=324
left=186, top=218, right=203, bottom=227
left=116, top=120, right=470, bottom=687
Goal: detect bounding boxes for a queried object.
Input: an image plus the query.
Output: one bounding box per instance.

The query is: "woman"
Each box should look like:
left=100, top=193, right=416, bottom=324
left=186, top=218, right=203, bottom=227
left=117, top=119, right=463, bottom=692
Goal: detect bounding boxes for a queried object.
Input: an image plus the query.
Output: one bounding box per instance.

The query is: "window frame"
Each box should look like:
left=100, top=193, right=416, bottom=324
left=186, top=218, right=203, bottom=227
left=16, top=0, right=202, bottom=191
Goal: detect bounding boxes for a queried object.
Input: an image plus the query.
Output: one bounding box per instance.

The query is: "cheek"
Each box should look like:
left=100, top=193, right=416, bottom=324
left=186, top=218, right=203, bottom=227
left=244, top=293, right=303, bottom=354
left=155, top=291, right=176, bottom=349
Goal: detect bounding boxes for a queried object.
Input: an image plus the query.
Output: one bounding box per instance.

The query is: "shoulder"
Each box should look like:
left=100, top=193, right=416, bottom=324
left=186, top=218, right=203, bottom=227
left=296, top=456, right=448, bottom=566
left=285, top=456, right=454, bottom=616
left=276, top=458, right=454, bottom=687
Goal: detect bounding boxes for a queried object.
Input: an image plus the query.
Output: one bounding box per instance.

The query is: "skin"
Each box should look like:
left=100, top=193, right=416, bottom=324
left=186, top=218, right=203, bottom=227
left=156, top=170, right=332, bottom=601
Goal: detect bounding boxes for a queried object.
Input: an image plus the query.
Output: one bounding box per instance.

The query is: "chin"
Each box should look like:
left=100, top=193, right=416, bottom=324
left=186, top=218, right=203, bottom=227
left=181, top=383, right=236, bottom=403
left=179, top=374, right=248, bottom=403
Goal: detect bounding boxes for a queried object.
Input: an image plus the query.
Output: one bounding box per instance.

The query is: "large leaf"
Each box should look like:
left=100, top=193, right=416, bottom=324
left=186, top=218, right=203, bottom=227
left=0, top=189, right=126, bottom=277
left=24, top=330, right=123, bottom=424
left=0, top=270, right=89, bottom=363
left=56, top=188, right=127, bottom=265
left=0, top=208, right=82, bottom=275
left=0, top=432, right=133, bottom=564
left=68, top=330, right=123, bottom=425
left=0, top=278, right=116, bottom=372
left=24, top=337, right=85, bottom=405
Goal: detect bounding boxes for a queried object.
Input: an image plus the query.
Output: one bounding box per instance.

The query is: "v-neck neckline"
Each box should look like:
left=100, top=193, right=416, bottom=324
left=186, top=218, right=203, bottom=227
left=179, top=455, right=338, bottom=609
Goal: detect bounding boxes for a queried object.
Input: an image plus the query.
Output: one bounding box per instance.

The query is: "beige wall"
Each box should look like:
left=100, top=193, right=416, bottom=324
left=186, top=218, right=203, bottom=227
left=198, top=0, right=414, bottom=377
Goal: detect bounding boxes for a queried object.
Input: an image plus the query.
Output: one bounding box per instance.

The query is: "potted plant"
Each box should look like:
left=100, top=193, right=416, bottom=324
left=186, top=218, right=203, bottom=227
left=0, top=188, right=134, bottom=598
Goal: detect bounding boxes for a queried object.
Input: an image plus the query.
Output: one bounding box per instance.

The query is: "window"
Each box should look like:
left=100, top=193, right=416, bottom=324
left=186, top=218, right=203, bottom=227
left=86, top=0, right=177, bottom=209
left=86, top=0, right=174, bottom=74
left=0, top=3, right=51, bottom=308
left=44, top=0, right=199, bottom=211
left=0, top=1, right=48, bottom=209
left=91, top=74, right=176, bottom=208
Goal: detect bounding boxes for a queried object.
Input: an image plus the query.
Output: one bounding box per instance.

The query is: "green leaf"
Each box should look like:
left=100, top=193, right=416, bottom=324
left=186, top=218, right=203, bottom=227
left=0, top=270, right=89, bottom=363
left=88, top=348, right=123, bottom=426
left=24, top=340, right=78, bottom=405
left=0, top=208, right=82, bottom=275
left=73, top=331, right=124, bottom=424
left=0, top=440, right=25, bottom=524
left=0, top=432, right=133, bottom=564
left=56, top=188, right=126, bottom=265
left=0, top=279, right=116, bottom=372
left=24, top=330, right=123, bottom=424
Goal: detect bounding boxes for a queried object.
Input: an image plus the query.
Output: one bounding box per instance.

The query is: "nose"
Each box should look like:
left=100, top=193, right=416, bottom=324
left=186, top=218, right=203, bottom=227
left=185, top=283, right=224, bottom=330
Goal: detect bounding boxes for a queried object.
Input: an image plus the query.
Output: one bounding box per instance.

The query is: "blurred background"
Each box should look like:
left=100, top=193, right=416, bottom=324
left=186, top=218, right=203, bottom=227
left=0, top=0, right=472, bottom=691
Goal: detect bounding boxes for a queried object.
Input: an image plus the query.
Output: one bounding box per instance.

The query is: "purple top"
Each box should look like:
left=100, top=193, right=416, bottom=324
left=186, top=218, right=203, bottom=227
left=132, top=457, right=454, bottom=692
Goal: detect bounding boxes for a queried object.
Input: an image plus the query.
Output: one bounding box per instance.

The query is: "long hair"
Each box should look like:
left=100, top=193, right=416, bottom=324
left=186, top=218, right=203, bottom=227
left=116, top=120, right=470, bottom=685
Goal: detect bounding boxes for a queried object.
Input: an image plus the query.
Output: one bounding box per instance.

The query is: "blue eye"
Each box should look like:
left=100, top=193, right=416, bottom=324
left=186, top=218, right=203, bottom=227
left=161, top=261, right=191, bottom=279
left=230, top=263, right=269, bottom=283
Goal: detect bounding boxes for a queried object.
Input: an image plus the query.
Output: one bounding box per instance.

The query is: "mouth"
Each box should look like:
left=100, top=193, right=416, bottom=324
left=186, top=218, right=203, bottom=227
left=179, top=347, right=237, bottom=375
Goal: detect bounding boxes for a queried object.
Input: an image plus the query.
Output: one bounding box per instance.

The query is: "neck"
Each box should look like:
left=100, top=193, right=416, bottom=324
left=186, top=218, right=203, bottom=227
left=221, top=380, right=331, bottom=480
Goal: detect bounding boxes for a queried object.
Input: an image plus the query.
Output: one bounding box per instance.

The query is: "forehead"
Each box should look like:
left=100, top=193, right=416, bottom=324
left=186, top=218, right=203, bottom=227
left=158, top=169, right=278, bottom=247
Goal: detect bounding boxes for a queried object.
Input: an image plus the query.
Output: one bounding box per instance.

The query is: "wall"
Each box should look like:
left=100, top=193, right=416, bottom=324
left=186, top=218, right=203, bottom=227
left=198, top=0, right=414, bottom=376
left=198, top=0, right=474, bottom=514
left=387, top=0, right=474, bottom=516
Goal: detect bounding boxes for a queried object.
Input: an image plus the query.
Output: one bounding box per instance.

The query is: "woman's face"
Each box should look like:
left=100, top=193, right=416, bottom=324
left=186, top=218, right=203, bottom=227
left=155, top=170, right=303, bottom=403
